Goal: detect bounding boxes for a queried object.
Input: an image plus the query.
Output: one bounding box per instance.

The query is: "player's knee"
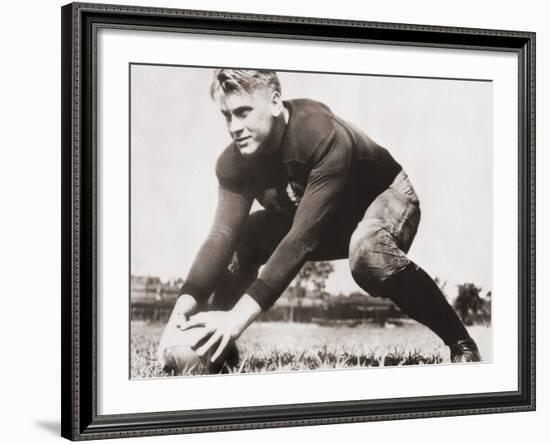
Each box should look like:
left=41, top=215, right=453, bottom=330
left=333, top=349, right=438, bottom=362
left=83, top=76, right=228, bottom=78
left=349, top=224, right=393, bottom=296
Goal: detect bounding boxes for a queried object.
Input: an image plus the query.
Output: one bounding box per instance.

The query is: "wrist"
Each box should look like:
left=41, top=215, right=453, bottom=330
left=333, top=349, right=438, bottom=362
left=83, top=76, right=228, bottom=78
left=230, top=293, right=262, bottom=336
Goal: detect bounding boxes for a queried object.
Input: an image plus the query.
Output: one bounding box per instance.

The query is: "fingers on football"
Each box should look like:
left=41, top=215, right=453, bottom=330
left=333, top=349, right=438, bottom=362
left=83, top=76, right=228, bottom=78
left=195, top=333, right=221, bottom=359
left=211, top=336, right=231, bottom=363
left=177, top=317, right=206, bottom=330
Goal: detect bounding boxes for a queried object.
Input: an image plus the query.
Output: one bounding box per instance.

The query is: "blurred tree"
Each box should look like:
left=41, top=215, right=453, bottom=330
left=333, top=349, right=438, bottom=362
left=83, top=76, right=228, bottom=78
left=288, top=261, right=334, bottom=322
left=453, top=283, right=488, bottom=326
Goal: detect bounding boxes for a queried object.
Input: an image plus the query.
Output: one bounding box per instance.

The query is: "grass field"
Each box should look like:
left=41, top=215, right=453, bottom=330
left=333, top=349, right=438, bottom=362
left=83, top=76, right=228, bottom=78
left=131, top=320, right=492, bottom=378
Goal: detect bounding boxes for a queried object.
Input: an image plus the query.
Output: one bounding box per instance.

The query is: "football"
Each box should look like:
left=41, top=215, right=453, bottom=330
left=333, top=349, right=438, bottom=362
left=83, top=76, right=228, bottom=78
left=161, top=344, right=209, bottom=375
left=158, top=324, right=211, bottom=375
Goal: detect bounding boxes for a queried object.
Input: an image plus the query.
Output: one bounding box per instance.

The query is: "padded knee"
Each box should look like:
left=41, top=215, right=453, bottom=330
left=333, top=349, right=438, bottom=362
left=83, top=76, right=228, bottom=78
left=349, top=221, right=409, bottom=297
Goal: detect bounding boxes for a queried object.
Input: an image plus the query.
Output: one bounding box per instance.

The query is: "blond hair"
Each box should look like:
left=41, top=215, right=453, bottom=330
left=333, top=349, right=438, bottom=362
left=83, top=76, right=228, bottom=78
left=210, top=69, right=281, bottom=100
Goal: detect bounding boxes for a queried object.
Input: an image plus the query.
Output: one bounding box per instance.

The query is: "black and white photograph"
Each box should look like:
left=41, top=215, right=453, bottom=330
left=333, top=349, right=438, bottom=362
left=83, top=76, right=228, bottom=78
left=1, top=0, right=544, bottom=441
left=130, top=65, right=492, bottom=378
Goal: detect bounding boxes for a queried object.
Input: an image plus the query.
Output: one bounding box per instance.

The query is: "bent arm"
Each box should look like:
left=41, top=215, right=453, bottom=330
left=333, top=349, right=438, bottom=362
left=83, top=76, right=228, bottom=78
left=247, top=129, right=353, bottom=310
left=179, top=186, right=253, bottom=306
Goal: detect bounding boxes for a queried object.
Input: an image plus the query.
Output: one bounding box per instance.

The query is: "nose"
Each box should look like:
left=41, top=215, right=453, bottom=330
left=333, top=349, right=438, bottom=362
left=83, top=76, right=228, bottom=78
left=229, top=117, right=244, bottom=136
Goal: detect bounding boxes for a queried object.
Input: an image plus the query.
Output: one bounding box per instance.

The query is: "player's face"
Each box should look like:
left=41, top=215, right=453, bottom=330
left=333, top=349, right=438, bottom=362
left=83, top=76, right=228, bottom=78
left=217, top=88, right=280, bottom=157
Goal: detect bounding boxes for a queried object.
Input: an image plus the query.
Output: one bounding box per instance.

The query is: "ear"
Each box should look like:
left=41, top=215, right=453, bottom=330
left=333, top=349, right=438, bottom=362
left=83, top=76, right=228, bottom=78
left=269, top=91, right=284, bottom=117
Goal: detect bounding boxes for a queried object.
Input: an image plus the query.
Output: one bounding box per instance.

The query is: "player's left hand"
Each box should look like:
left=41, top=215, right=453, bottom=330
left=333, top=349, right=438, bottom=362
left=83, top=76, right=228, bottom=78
left=177, top=311, right=244, bottom=363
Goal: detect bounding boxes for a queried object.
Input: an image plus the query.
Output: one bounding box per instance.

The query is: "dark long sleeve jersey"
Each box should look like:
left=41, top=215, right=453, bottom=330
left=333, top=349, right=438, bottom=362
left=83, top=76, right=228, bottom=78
left=180, top=99, right=402, bottom=311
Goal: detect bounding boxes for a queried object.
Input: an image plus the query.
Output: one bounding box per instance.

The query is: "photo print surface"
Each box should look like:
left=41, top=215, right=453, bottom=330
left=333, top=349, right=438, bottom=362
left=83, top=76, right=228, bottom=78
left=129, top=65, right=492, bottom=378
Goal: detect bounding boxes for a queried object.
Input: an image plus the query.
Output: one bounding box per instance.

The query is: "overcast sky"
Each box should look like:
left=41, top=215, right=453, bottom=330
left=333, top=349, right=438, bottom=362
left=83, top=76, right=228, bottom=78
left=130, top=65, right=492, bottom=297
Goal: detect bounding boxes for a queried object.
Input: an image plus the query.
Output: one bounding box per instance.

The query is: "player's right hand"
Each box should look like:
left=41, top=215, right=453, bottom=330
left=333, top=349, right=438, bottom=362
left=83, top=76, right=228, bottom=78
left=170, top=294, right=199, bottom=327
left=157, top=294, right=199, bottom=366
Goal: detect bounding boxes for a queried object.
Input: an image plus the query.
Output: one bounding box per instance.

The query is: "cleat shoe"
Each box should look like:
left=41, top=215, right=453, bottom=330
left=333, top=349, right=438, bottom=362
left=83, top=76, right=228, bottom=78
left=449, top=337, right=482, bottom=363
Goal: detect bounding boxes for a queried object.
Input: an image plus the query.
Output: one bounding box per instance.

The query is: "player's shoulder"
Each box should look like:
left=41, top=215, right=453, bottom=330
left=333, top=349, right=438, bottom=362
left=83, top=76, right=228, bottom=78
left=287, top=99, right=336, bottom=142
left=284, top=99, right=340, bottom=162
left=215, top=143, right=244, bottom=186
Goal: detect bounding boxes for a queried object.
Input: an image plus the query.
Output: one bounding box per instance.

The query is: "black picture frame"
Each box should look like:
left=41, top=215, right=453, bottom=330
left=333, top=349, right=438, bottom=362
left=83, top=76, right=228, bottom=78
left=61, top=2, right=536, bottom=440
